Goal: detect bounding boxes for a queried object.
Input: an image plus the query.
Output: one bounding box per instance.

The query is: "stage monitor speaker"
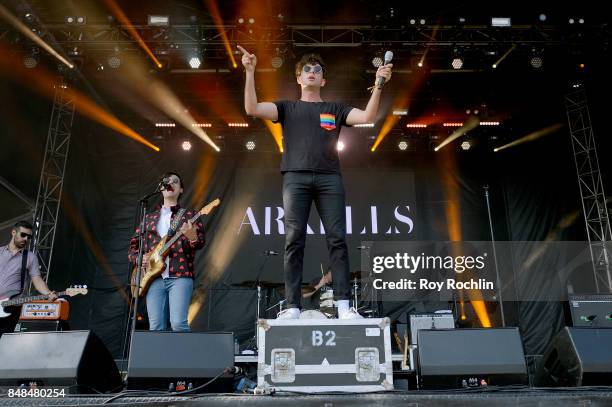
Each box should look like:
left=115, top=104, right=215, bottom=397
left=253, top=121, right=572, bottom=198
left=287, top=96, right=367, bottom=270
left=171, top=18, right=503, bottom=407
left=417, top=328, right=528, bottom=389
left=568, top=294, right=612, bottom=328
left=0, top=330, right=121, bottom=393
left=536, top=327, right=612, bottom=386
left=127, top=331, right=234, bottom=392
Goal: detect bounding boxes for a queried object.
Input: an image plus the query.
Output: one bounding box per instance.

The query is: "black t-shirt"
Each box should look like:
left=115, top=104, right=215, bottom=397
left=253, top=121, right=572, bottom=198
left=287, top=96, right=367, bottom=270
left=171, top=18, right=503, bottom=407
left=273, top=100, right=354, bottom=173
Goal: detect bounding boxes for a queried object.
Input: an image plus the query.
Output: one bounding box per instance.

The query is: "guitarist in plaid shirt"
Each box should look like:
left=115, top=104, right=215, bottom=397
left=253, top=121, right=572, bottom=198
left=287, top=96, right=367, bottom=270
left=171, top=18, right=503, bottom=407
left=128, top=172, right=205, bottom=331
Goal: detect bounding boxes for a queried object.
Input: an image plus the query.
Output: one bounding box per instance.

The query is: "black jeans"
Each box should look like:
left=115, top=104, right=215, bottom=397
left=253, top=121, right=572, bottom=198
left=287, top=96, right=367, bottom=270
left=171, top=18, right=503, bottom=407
left=282, top=171, right=350, bottom=309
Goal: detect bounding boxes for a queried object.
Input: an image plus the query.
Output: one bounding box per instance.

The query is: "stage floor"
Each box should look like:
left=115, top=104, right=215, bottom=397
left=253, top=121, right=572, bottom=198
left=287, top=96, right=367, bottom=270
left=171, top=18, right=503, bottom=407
left=2, top=389, right=612, bottom=407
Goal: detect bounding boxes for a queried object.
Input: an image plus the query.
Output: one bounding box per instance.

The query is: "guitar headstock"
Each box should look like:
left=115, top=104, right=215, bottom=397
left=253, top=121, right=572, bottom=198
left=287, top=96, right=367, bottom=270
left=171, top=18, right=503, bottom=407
left=200, top=198, right=221, bottom=216
left=65, top=285, right=88, bottom=297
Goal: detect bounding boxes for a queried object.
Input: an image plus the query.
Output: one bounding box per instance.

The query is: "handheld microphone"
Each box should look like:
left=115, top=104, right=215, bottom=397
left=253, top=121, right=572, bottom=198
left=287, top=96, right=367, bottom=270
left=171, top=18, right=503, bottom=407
left=263, top=250, right=279, bottom=256
left=376, top=50, right=394, bottom=88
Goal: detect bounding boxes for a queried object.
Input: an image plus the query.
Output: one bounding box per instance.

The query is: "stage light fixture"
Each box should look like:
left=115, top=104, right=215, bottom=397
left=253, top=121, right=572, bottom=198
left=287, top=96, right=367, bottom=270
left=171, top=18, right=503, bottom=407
left=108, top=55, right=121, bottom=69
left=530, top=56, right=543, bottom=69
left=189, top=56, right=201, bottom=69
left=451, top=49, right=464, bottom=69
left=406, top=124, right=427, bottom=128
left=372, top=56, right=383, bottom=68
left=392, top=109, right=408, bottom=116
left=569, top=18, right=575, bottom=24
left=337, top=141, right=345, bottom=151
left=245, top=141, right=256, bottom=150
left=354, top=123, right=375, bottom=128
left=398, top=140, right=408, bottom=151
left=228, top=123, right=249, bottom=128
left=148, top=15, right=169, bottom=26
left=192, top=123, right=212, bottom=128
left=181, top=141, right=192, bottom=151
left=491, top=17, right=511, bottom=27
left=23, top=49, right=38, bottom=69
left=461, top=141, right=471, bottom=151
left=238, top=17, right=245, bottom=24
left=271, top=56, right=283, bottom=69
left=65, top=15, right=86, bottom=25
left=155, top=123, right=176, bottom=127
left=539, top=14, right=547, bottom=22
left=451, top=57, right=463, bottom=69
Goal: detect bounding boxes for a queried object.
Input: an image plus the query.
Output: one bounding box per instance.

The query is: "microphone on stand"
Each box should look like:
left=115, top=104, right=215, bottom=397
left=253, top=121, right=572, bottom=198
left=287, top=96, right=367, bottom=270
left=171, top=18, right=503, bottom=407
left=160, top=177, right=173, bottom=192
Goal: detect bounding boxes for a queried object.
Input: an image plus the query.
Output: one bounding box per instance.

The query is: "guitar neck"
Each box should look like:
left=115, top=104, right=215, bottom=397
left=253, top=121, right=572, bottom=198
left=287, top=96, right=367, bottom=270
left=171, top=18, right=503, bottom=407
left=2, top=291, right=67, bottom=307
left=161, top=212, right=202, bottom=254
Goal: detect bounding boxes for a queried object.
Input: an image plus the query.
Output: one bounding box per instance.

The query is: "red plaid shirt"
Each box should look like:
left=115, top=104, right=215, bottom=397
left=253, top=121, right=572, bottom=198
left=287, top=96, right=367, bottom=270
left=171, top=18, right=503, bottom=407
left=128, top=205, right=205, bottom=278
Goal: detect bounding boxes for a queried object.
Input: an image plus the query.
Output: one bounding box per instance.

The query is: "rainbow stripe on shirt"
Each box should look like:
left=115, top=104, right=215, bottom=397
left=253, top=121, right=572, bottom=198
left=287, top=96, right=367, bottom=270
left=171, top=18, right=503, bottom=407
left=320, top=113, right=336, bottom=130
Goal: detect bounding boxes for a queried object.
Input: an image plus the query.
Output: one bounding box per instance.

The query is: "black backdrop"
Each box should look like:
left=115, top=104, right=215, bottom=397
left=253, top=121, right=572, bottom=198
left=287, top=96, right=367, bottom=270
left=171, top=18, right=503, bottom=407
left=39, top=114, right=585, bottom=358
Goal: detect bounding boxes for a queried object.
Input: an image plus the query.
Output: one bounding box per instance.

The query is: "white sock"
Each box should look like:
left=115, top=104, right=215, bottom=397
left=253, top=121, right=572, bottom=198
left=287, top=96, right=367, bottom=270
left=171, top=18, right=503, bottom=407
left=337, top=300, right=350, bottom=314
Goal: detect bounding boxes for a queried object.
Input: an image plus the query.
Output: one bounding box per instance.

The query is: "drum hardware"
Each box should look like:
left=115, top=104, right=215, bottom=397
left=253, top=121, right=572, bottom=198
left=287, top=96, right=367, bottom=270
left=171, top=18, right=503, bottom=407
left=299, top=310, right=329, bottom=319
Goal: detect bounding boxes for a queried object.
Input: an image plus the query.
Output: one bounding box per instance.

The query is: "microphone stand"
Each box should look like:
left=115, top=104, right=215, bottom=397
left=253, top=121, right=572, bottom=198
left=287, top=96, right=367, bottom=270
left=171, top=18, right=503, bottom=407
left=484, top=185, right=506, bottom=327
left=251, top=251, right=275, bottom=350
left=123, top=182, right=163, bottom=382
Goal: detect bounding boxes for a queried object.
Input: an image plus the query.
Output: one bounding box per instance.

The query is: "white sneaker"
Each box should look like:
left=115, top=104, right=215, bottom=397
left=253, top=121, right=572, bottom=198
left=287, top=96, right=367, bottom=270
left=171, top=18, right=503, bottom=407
left=338, top=307, right=364, bottom=319
left=277, top=308, right=300, bottom=320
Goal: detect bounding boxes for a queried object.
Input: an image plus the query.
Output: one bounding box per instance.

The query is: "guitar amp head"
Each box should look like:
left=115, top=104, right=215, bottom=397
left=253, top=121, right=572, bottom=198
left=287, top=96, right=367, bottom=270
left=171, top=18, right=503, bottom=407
left=19, top=300, right=70, bottom=321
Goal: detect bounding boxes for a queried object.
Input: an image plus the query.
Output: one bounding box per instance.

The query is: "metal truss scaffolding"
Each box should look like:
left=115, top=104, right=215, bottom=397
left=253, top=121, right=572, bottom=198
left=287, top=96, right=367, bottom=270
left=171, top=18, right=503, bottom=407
left=31, top=82, right=75, bottom=285
left=565, top=87, right=612, bottom=292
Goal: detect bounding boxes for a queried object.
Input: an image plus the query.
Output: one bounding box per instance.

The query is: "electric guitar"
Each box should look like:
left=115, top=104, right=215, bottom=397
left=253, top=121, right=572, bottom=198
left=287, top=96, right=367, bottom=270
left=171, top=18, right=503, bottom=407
left=131, top=198, right=220, bottom=297
left=0, top=285, right=88, bottom=319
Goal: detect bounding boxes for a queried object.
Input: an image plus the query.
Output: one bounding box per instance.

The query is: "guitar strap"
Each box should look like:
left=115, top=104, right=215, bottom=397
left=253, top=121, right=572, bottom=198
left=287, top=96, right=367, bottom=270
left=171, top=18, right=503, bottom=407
left=167, top=208, right=187, bottom=237
left=19, top=249, right=28, bottom=295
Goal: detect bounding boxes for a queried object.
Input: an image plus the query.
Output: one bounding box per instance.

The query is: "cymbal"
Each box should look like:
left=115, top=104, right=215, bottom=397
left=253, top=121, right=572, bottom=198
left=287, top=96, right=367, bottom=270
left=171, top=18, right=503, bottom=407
left=231, top=280, right=284, bottom=288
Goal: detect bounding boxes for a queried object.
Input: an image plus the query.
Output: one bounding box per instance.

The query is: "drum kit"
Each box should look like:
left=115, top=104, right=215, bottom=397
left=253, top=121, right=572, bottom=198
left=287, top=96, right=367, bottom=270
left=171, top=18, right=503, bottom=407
left=232, top=269, right=371, bottom=321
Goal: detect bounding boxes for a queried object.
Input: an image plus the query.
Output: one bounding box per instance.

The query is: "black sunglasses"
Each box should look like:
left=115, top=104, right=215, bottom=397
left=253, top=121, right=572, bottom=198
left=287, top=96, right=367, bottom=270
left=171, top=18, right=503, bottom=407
left=20, top=232, right=32, bottom=239
left=302, top=65, right=323, bottom=74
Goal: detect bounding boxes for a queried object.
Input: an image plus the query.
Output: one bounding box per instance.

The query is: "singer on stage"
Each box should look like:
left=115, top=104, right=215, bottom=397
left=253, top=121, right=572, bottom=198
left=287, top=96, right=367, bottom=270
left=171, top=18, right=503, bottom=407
left=128, top=172, right=205, bottom=331
left=238, top=45, right=392, bottom=319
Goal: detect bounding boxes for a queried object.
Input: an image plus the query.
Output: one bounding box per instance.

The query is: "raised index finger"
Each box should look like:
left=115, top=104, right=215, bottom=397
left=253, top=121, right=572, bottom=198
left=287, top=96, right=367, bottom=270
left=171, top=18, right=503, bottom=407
left=237, top=45, right=250, bottom=56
